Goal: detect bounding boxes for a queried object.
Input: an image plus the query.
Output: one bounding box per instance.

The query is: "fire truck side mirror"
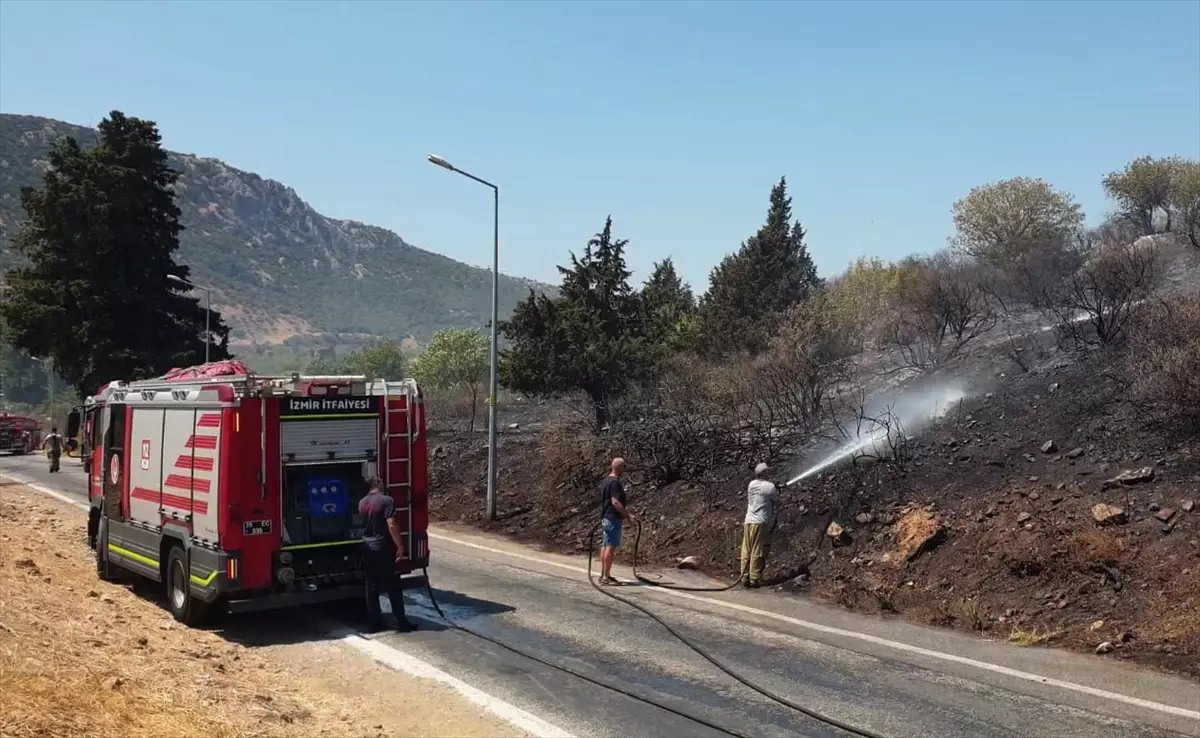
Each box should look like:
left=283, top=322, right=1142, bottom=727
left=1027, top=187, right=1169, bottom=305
left=66, top=408, right=81, bottom=439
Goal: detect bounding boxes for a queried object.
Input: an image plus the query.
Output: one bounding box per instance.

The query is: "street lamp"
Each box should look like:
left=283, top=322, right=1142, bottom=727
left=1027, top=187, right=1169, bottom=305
left=169, top=275, right=212, bottom=364
left=427, top=153, right=500, bottom=522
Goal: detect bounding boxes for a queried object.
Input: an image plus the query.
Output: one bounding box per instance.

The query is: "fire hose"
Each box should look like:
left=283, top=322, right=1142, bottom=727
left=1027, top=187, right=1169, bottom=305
left=420, top=518, right=886, bottom=738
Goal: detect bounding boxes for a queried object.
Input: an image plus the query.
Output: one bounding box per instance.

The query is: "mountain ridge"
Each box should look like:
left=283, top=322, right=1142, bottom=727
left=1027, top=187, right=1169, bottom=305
left=0, top=112, right=552, bottom=346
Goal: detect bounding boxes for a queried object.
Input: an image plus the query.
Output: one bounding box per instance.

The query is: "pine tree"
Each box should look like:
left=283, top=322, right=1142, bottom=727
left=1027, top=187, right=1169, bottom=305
left=641, top=257, right=696, bottom=354
left=699, top=177, right=822, bottom=356
left=499, top=216, right=650, bottom=430
left=0, top=111, right=231, bottom=395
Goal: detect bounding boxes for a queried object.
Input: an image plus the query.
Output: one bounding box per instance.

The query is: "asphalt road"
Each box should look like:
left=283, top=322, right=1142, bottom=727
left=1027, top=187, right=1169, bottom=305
left=4, top=452, right=1198, bottom=738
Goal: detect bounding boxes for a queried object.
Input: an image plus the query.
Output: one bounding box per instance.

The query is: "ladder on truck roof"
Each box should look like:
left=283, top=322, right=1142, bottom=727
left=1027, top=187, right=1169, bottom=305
left=373, top=380, right=416, bottom=553
left=113, top=372, right=372, bottom=396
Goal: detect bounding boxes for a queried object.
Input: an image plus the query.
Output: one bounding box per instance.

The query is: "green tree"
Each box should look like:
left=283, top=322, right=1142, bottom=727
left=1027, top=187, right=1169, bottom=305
left=412, top=328, right=489, bottom=431
left=641, top=257, right=696, bottom=354
left=1167, top=159, right=1200, bottom=249
left=499, top=216, right=650, bottom=430
left=951, top=177, right=1085, bottom=267
left=1102, top=156, right=1183, bottom=236
left=699, top=177, right=822, bottom=356
left=0, top=111, right=230, bottom=395
left=341, top=338, right=408, bottom=381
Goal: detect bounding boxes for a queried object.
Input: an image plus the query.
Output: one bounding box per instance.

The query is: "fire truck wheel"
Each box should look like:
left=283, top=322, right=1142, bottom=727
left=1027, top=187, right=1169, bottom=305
left=95, top=517, right=117, bottom=582
left=165, top=546, right=212, bottom=626
left=87, top=508, right=100, bottom=550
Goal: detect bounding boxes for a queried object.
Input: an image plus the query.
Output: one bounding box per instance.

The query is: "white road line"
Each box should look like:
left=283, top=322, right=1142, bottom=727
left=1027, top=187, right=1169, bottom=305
left=428, top=531, right=1200, bottom=723
left=1, top=472, right=89, bottom=510
left=5, top=473, right=574, bottom=738
left=328, top=625, right=575, bottom=738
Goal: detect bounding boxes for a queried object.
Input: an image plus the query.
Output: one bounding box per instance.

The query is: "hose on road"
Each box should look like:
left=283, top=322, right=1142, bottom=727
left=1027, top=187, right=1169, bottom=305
left=591, top=521, right=887, bottom=738
left=629, top=517, right=780, bottom=592
left=420, top=574, right=755, bottom=738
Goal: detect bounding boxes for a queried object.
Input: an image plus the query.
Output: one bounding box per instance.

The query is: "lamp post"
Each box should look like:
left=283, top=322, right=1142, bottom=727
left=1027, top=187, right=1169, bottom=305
left=427, top=153, right=500, bottom=522
left=169, top=275, right=212, bottom=364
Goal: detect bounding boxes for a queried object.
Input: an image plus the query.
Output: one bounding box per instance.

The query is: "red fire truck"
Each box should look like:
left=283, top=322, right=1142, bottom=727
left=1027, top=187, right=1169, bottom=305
left=68, top=361, right=430, bottom=625
left=0, top=412, right=42, bottom=455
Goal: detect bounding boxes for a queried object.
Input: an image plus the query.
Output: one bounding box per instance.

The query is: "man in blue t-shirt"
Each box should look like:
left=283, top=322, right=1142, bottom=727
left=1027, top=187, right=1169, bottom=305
left=597, top=457, right=633, bottom=585
left=358, top=477, right=415, bottom=632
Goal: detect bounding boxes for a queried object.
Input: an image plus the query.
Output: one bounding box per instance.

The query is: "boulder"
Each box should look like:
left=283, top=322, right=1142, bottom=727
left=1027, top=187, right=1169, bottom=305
left=1041, top=440, right=1058, bottom=454
left=1155, top=508, right=1177, bottom=524
left=1101, top=467, right=1156, bottom=490
left=826, top=521, right=852, bottom=547
left=1091, top=503, right=1127, bottom=527
left=895, top=507, right=947, bottom=562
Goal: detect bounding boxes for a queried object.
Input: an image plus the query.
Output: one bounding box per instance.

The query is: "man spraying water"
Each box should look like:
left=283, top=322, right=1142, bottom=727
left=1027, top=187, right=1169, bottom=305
left=740, top=462, right=777, bottom=588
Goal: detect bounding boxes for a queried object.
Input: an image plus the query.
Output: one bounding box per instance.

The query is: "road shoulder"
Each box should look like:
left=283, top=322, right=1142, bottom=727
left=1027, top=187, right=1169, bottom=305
left=0, top=481, right=528, bottom=738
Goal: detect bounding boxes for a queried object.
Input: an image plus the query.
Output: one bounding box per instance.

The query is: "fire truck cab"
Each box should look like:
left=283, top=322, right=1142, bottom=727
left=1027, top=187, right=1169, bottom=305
left=70, top=361, right=430, bottom=625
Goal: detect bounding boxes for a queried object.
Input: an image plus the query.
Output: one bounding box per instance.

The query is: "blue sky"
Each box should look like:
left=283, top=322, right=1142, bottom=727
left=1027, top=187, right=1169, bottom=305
left=1, top=1, right=1198, bottom=293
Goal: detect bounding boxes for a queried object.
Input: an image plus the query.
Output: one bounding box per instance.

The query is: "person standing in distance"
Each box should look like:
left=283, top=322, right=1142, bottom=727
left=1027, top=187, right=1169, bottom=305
left=740, top=462, right=777, bottom=588
left=358, top=476, right=416, bottom=632
left=42, top=426, right=64, bottom=473
left=598, top=457, right=633, bottom=585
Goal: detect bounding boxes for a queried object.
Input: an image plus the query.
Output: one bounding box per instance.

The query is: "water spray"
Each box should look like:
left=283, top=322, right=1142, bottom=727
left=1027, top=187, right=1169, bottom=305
left=785, top=383, right=969, bottom=487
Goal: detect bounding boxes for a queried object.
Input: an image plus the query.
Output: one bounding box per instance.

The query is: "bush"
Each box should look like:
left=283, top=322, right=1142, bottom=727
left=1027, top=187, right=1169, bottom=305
left=1125, top=294, right=1200, bottom=431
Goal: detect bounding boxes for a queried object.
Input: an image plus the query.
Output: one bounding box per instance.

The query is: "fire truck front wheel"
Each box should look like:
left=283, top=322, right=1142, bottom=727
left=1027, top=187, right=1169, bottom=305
left=95, top=517, right=117, bottom=582
left=164, top=545, right=212, bottom=627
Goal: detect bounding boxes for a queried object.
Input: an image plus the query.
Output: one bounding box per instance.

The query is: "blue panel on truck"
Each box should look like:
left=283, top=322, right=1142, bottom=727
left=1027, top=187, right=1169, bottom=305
left=306, top=476, right=349, bottom=518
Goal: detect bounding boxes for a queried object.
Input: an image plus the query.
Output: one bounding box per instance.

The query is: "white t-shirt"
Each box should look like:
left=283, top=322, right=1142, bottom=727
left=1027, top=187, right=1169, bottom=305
left=745, top=479, right=777, bottom=525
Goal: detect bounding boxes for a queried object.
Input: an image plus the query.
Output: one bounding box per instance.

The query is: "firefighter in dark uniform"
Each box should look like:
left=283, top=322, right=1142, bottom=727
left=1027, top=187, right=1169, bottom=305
left=43, top=426, right=64, bottom=473
left=358, top=476, right=416, bottom=632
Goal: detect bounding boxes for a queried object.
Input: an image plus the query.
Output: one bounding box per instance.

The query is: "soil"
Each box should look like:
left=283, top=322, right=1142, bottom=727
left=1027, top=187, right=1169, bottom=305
left=0, top=484, right=525, bottom=738
left=429, top=350, right=1200, bottom=680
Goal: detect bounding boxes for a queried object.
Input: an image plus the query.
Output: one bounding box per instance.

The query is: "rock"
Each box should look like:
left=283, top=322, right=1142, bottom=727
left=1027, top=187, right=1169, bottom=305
left=87, top=590, right=100, bottom=598
left=1089, top=620, right=1105, bottom=631
left=1155, top=508, right=1177, bottom=523
left=100, top=594, right=115, bottom=604
left=1041, top=440, right=1058, bottom=454
left=1095, top=641, right=1115, bottom=655
left=102, top=676, right=123, bottom=690
left=826, top=521, right=852, bottom=546
left=1016, top=512, right=1033, bottom=524
left=15, top=557, right=37, bottom=569
left=1028, top=476, right=1040, bottom=482
left=895, top=507, right=946, bottom=561
left=1067, top=447, right=1085, bottom=459
left=676, top=556, right=699, bottom=570
left=1028, top=492, right=1041, bottom=501
left=1092, top=503, right=1127, bottom=527
left=507, top=423, right=520, bottom=431
left=1101, top=467, right=1156, bottom=490
left=1182, top=500, right=1195, bottom=513
left=136, top=636, right=149, bottom=647
left=855, top=512, right=875, bottom=525
left=1049, top=383, right=1060, bottom=394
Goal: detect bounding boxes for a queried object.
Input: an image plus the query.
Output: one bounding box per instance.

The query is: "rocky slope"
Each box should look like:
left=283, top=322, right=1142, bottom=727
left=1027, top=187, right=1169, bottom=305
left=0, top=113, right=550, bottom=345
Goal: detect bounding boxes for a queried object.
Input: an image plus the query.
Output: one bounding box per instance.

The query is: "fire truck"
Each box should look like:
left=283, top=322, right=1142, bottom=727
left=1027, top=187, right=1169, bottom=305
left=0, top=412, right=42, bottom=455
left=68, top=361, right=430, bottom=625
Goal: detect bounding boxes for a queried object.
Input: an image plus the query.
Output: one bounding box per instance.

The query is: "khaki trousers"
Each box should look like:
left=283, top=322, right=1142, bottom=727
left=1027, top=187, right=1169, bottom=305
left=740, top=523, right=768, bottom=585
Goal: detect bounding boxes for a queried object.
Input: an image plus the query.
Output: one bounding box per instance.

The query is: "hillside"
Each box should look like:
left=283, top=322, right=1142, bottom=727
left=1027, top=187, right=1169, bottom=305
left=0, top=113, right=551, bottom=345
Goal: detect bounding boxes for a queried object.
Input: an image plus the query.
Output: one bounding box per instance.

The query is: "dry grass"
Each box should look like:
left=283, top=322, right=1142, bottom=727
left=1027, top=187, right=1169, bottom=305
left=1008, top=627, right=1060, bottom=647
left=0, top=484, right=523, bottom=738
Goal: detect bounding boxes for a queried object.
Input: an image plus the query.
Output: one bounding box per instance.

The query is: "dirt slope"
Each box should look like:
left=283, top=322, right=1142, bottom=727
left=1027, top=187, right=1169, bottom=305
left=430, top=351, right=1199, bottom=679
